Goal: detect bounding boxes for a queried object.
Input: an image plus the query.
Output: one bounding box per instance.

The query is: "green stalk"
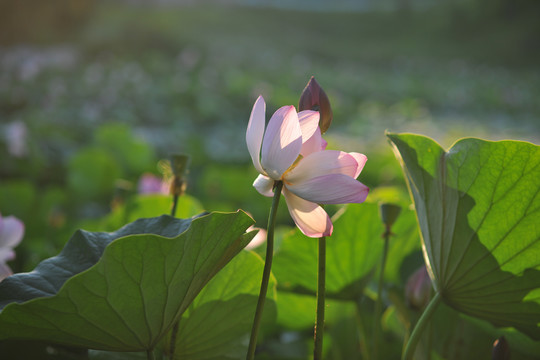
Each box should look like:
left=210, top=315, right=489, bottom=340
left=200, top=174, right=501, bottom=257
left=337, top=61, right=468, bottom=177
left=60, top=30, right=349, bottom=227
left=355, top=299, right=371, bottom=360
left=402, top=292, right=442, bottom=360
left=147, top=349, right=155, bottom=360
left=168, top=193, right=180, bottom=358
left=246, top=181, right=283, bottom=360
left=313, top=236, right=326, bottom=360
left=170, top=194, right=179, bottom=217
left=372, top=228, right=391, bottom=360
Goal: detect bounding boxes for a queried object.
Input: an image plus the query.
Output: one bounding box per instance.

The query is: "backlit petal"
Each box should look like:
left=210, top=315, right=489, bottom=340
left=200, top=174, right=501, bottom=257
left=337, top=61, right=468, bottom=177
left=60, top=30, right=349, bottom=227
left=349, top=152, right=367, bottom=178
left=300, top=127, right=326, bottom=157
left=261, top=106, right=302, bottom=179
left=0, top=261, right=13, bottom=281
left=0, top=216, right=24, bottom=249
left=283, top=188, right=332, bottom=237
left=246, top=96, right=266, bottom=175
left=287, top=174, right=369, bottom=204
left=286, top=150, right=360, bottom=184
left=298, top=110, right=320, bottom=143
left=253, top=174, right=275, bottom=197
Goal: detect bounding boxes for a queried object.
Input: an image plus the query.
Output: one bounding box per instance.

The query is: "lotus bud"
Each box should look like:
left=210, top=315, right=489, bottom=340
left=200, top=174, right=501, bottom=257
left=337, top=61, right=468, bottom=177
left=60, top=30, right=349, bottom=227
left=169, top=154, right=190, bottom=197
left=379, top=203, right=401, bottom=230
left=405, top=266, right=432, bottom=310
left=492, top=336, right=510, bottom=360
left=298, top=76, right=333, bottom=133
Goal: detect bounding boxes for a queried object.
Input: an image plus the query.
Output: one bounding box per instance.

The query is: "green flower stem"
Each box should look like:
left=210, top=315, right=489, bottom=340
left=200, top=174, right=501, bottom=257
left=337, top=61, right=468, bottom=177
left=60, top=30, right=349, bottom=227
left=146, top=349, right=155, bottom=360
left=402, top=292, right=442, bottom=360
left=171, top=194, right=179, bottom=217
left=355, top=299, right=371, bottom=360
left=168, top=193, right=180, bottom=358
left=313, top=235, right=326, bottom=360
left=372, top=228, right=391, bottom=360
left=246, top=181, right=283, bottom=360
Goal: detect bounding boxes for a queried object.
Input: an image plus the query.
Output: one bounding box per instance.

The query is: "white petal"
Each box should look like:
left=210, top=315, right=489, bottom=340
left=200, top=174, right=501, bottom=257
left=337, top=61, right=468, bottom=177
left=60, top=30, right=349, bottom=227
left=287, top=174, right=369, bottom=205
left=0, top=216, right=24, bottom=249
left=253, top=174, right=275, bottom=197
left=298, top=110, right=320, bottom=143
left=283, top=187, right=332, bottom=238
left=246, top=96, right=266, bottom=175
left=245, top=227, right=267, bottom=250
left=300, top=127, right=326, bottom=157
left=286, top=150, right=360, bottom=184
left=260, top=106, right=302, bottom=179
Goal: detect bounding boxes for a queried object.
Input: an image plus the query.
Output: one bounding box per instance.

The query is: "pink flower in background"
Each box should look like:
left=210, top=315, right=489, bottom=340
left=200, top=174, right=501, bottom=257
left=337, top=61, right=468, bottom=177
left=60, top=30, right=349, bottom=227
left=246, top=96, right=369, bottom=238
left=405, top=266, right=432, bottom=310
left=137, top=173, right=170, bottom=195
left=0, top=213, right=24, bottom=281
left=5, top=121, right=28, bottom=158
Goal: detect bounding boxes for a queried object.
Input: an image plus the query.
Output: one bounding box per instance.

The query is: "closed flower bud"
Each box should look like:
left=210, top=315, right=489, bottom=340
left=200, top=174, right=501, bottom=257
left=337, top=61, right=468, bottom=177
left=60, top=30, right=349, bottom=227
left=169, top=154, right=190, bottom=197
left=298, top=76, right=333, bottom=134
left=379, top=203, right=401, bottom=229
left=405, top=266, right=432, bottom=310
left=492, top=336, right=510, bottom=360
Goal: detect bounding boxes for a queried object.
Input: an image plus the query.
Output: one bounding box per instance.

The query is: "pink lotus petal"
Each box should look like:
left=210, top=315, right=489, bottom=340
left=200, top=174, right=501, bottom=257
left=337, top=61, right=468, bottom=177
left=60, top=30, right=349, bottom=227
left=287, top=174, right=369, bottom=205
left=246, top=96, right=267, bottom=175
left=253, top=174, right=275, bottom=197
left=297, top=110, right=320, bottom=143
left=286, top=150, right=361, bottom=183
left=349, top=152, right=367, bottom=178
left=0, top=261, right=13, bottom=282
left=0, top=248, right=15, bottom=263
left=245, top=226, right=267, bottom=250
left=261, top=106, right=302, bottom=179
left=0, top=216, right=24, bottom=249
left=283, top=188, right=332, bottom=238
left=300, top=127, right=326, bottom=157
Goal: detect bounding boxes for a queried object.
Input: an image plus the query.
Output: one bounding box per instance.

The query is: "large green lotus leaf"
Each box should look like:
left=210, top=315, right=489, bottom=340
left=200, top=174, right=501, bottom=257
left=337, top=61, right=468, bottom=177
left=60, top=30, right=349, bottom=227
left=273, top=203, right=383, bottom=300
left=170, top=250, right=276, bottom=360
left=0, top=211, right=255, bottom=351
left=380, top=207, right=421, bottom=285
left=275, top=292, right=355, bottom=331
left=387, top=133, right=540, bottom=339
left=273, top=202, right=419, bottom=300
left=83, top=194, right=204, bottom=233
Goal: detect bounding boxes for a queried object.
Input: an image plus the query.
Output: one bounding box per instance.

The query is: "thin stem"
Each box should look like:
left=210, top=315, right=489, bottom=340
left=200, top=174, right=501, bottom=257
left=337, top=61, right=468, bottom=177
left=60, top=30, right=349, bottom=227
left=355, top=299, right=371, bottom=360
left=246, top=181, right=283, bottom=360
left=313, top=236, right=326, bottom=360
left=168, top=193, right=180, bottom=358
left=147, top=349, right=155, bottom=360
left=171, top=194, right=179, bottom=217
left=372, top=228, right=391, bottom=360
left=402, top=292, right=442, bottom=360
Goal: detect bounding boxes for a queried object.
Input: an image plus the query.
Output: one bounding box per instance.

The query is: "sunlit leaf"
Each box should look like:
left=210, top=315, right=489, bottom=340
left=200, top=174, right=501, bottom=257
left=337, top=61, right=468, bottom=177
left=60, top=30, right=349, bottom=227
left=0, top=211, right=255, bottom=352
left=273, top=202, right=419, bottom=301
left=169, top=250, right=276, bottom=360
left=388, top=133, right=540, bottom=339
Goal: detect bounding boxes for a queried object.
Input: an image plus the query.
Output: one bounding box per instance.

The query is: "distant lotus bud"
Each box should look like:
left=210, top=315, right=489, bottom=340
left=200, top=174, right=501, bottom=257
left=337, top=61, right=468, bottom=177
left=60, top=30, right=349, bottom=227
left=379, top=203, right=401, bottom=229
left=169, top=154, right=190, bottom=197
left=492, top=336, right=510, bottom=360
left=298, top=76, right=333, bottom=133
left=405, top=266, right=432, bottom=310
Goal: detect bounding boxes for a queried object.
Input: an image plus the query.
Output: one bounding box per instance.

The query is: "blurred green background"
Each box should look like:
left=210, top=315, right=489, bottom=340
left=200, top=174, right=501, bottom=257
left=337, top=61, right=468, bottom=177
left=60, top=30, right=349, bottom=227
left=0, top=0, right=539, bottom=268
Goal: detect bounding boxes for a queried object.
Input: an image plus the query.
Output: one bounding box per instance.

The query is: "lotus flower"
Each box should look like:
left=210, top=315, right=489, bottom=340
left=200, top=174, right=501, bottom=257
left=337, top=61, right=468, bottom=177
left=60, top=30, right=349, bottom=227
left=246, top=96, right=369, bottom=237
left=0, top=213, right=24, bottom=281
